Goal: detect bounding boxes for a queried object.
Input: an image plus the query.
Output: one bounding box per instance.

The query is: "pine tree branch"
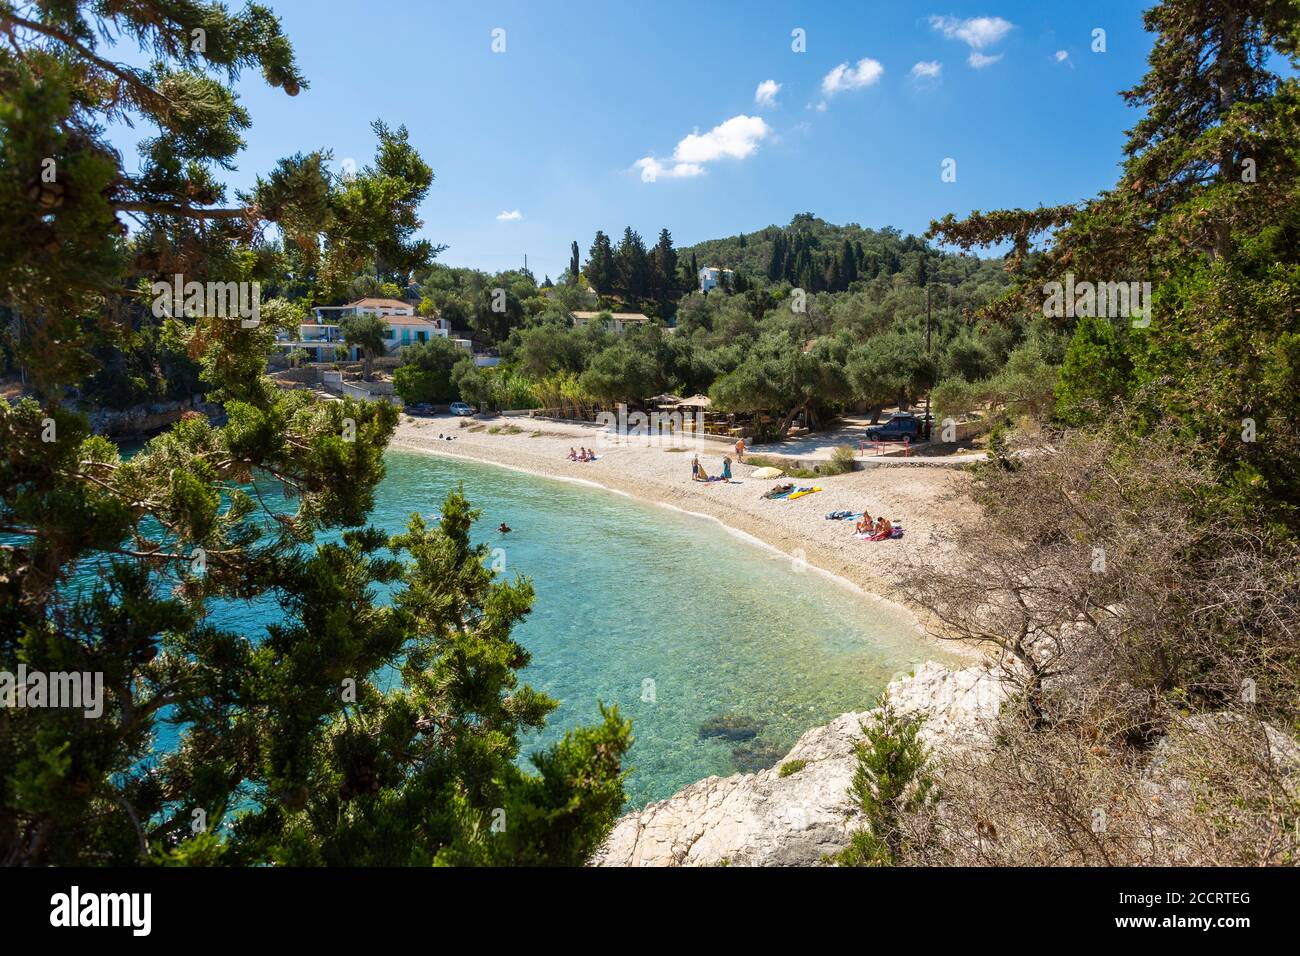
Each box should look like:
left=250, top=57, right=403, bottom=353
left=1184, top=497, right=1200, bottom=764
left=0, top=11, right=172, bottom=117
left=115, top=200, right=251, bottom=220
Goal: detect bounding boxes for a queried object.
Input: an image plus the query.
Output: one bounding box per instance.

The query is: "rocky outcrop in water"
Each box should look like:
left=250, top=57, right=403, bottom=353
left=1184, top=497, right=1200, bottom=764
left=593, top=661, right=1006, bottom=867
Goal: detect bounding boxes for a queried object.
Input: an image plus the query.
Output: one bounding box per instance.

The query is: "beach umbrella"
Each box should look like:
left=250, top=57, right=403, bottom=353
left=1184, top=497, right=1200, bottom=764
left=751, top=466, right=783, bottom=479
left=677, top=394, right=712, bottom=408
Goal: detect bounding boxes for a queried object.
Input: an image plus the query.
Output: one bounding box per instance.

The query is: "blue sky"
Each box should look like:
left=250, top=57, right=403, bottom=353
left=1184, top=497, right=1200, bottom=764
left=116, top=1, right=1157, bottom=279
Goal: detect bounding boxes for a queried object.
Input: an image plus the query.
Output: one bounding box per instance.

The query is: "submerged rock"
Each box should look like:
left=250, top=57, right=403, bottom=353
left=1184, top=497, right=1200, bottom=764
left=698, top=713, right=762, bottom=742
left=731, top=738, right=787, bottom=774
left=594, top=661, right=1006, bottom=867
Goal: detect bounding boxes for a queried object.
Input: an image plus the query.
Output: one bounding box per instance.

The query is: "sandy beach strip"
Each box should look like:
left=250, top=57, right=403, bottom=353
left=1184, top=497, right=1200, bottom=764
left=390, top=415, right=985, bottom=661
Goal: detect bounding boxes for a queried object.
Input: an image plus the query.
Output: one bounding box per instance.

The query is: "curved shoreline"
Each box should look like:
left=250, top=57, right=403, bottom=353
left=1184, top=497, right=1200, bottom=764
left=390, top=418, right=984, bottom=663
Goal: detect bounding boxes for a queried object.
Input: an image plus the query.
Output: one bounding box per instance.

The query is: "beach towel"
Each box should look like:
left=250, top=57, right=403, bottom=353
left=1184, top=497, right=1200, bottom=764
left=825, top=511, right=863, bottom=520
left=786, top=486, right=822, bottom=500
left=855, top=526, right=904, bottom=540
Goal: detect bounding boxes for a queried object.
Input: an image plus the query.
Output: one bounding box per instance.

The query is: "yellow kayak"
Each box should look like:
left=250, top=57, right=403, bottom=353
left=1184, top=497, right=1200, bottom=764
left=787, top=486, right=822, bottom=500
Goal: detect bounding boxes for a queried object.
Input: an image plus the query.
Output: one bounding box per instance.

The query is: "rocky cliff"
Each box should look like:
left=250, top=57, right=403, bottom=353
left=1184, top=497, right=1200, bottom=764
left=83, top=396, right=223, bottom=436
left=594, top=661, right=1005, bottom=867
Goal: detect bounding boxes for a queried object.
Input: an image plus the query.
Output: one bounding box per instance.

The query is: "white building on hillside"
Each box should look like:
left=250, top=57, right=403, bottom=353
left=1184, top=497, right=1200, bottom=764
left=279, top=297, right=452, bottom=363
left=312, top=297, right=418, bottom=321
left=569, top=310, right=654, bottom=334
left=698, top=266, right=733, bottom=293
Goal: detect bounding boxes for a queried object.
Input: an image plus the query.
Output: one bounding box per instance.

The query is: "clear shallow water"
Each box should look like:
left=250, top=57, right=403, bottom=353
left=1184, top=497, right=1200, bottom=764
left=367, top=450, right=951, bottom=806
left=98, top=446, right=952, bottom=807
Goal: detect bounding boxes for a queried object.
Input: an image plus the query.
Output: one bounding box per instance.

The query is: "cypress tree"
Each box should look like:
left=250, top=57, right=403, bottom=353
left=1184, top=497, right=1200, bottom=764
left=767, top=234, right=786, bottom=282
left=616, top=226, right=650, bottom=300
left=652, top=228, right=677, bottom=299
left=584, top=230, right=617, bottom=294
left=841, top=239, right=858, bottom=286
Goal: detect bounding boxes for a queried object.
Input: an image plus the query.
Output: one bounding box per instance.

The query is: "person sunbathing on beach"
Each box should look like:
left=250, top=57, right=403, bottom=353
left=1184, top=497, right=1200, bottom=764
left=720, top=456, right=732, bottom=482
left=854, top=511, right=874, bottom=534
left=578, top=447, right=591, bottom=461
left=567, top=447, right=578, bottom=460
left=869, top=517, right=894, bottom=541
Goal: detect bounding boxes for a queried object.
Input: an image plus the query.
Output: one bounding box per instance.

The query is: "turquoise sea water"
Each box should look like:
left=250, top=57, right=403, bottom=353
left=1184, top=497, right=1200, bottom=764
left=364, top=449, right=950, bottom=806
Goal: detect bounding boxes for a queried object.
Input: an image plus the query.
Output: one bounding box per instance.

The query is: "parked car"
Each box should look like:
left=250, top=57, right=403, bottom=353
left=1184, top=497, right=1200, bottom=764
left=404, top=403, right=435, bottom=416
left=449, top=402, right=475, bottom=416
left=864, top=412, right=923, bottom=442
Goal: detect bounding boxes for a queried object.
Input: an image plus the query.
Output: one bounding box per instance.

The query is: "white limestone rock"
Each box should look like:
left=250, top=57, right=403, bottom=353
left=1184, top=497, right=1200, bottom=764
left=593, top=661, right=1005, bottom=867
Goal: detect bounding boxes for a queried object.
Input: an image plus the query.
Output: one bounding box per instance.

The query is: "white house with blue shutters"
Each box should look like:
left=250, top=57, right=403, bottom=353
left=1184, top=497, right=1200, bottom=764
left=277, top=297, right=452, bottom=363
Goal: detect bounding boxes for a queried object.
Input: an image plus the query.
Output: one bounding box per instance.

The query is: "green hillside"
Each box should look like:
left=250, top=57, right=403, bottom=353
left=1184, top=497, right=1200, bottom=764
left=677, top=212, right=995, bottom=294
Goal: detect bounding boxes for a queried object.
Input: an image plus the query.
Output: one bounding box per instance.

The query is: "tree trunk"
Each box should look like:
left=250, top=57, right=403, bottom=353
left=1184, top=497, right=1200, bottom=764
left=1211, top=8, right=1244, bottom=263
left=777, top=398, right=809, bottom=437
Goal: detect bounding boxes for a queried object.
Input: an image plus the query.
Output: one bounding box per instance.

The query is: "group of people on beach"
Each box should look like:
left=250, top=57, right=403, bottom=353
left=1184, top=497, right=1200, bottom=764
left=567, top=447, right=597, bottom=462
left=692, top=454, right=733, bottom=482
left=854, top=509, right=896, bottom=541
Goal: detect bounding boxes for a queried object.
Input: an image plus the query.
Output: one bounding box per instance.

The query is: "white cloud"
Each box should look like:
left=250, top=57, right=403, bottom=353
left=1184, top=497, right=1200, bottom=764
left=929, top=15, right=1014, bottom=49
left=672, top=115, right=771, bottom=163
left=910, top=60, right=943, bottom=80
left=1055, top=49, right=1069, bottom=62
left=754, top=79, right=781, bottom=107
left=635, top=114, right=771, bottom=182
left=634, top=157, right=706, bottom=183
left=968, top=52, right=1003, bottom=69
left=820, top=57, right=885, bottom=98
left=496, top=209, right=523, bottom=221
